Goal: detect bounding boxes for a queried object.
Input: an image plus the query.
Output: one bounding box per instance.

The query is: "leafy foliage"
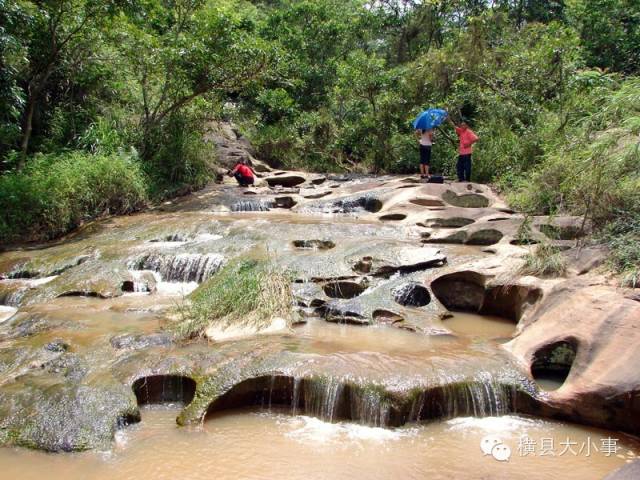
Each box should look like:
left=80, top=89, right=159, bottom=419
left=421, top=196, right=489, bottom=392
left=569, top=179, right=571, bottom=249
left=0, top=150, right=148, bottom=242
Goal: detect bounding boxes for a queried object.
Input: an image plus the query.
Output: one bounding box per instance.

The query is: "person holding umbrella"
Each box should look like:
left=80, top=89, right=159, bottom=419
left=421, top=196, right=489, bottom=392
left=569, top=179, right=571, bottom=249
left=413, top=108, right=448, bottom=180
left=448, top=117, right=479, bottom=182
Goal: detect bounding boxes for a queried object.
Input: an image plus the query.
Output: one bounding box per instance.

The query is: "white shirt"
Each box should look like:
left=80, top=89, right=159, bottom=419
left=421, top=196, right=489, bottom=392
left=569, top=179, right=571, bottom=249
left=419, top=129, right=433, bottom=146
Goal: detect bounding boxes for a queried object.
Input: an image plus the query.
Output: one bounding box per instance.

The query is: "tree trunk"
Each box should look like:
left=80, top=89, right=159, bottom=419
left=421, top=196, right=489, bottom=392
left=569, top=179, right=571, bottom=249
left=18, top=93, right=37, bottom=170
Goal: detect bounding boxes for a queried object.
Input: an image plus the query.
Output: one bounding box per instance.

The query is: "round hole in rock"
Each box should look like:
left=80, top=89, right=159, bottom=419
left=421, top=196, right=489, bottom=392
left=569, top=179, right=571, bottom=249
left=538, top=224, right=584, bottom=240
left=442, top=190, right=490, bottom=208
left=393, top=282, right=431, bottom=307
left=430, top=271, right=542, bottom=322
left=121, top=280, right=151, bottom=293
left=131, top=375, right=196, bottom=405
left=292, top=240, right=336, bottom=250
left=426, top=217, right=475, bottom=229
left=465, top=229, right=504, bottom=246
left=441, top=312, right=516, bottom=339
left=379, top=213, right=407, bottom=221
left=372, top=309, right=404, bottom=324
left=132, top=375, right=197, bottom=405
left=531, top=340, right=577, bottom=391
left=510, top=238, right=539, bottom=246
left=410, top=198, right=445, bottom=207
left=274, top=196, right=297, bottom=209
left=323, top=281, right=367, bottom=299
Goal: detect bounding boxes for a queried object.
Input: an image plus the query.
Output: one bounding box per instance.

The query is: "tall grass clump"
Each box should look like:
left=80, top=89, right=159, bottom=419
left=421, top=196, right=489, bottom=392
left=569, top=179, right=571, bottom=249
left=0, top=151, right=148, bottom=243
left=508, top=73, right=640, bottom=284
left=519, top=243, right=568, bottom=278
left=176, top=259, right=293, bottom=339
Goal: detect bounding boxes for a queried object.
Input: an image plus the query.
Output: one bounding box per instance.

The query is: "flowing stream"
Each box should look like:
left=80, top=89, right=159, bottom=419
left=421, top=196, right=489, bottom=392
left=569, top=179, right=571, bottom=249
left=0, top=405, right=636, bottom=480
left=0, top=178, right=638, bottom=478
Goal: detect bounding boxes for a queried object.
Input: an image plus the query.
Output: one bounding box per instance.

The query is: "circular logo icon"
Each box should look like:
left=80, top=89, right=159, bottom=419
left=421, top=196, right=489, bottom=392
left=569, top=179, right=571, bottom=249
left=491, top=443, right=512, bottom=462
left=480, top=435, right=502, bottom=455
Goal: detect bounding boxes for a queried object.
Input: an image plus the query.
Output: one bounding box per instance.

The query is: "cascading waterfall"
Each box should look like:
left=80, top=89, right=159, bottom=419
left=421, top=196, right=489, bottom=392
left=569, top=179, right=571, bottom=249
left=128, top=253, right=224, bottom=283
left=231, top=200, right=274, bottom=212
left=208, top=372, right=517, bottom=428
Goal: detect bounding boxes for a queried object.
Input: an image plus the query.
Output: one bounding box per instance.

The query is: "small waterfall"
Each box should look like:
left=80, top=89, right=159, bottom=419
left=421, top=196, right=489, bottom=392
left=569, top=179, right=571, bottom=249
left=230, top=200, right=274, bottom=212
left=206, top=373, right=519, bottom=428
left=129, top=253, right=224, bottom=283
left=303, top=377, right=344, bottom=423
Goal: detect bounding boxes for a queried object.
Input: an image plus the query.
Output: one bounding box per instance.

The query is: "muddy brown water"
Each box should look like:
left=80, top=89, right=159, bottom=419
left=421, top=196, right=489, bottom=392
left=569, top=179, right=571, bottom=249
left=0, top=405, right=636, bottom=480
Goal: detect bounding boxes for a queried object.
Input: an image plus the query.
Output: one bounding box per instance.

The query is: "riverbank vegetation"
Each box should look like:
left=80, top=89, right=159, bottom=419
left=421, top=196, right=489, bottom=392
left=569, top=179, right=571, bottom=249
left=176, top=259, right=292, bottom=338
left=1, top=0, right=638, bottom=283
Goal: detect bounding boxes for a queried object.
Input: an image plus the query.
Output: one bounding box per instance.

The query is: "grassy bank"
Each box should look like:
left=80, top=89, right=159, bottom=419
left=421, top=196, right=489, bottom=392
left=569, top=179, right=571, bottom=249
left=0, top=151, right=148, bottom=243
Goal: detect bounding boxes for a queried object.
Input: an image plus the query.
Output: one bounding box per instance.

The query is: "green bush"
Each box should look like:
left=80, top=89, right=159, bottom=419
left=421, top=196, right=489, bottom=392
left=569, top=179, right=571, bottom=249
left=519, top=243, right=568, bottom=278
left=175, top=259, right=292, bottom=339
left=0, top=150, right=148, bottom=243
left=142, top=112, right=214, bottom=199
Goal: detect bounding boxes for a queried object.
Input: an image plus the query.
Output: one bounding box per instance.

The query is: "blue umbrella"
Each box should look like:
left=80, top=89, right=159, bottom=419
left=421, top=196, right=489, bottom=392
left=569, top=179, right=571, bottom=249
left=412, top=108, right=448, bottom=130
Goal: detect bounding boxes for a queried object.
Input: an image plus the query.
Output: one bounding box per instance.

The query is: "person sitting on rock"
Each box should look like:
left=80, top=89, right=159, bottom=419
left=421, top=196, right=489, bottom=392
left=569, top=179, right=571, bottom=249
left=448, top=117, right=479, bottom=182
left=228, top=159, right=256, bottom=187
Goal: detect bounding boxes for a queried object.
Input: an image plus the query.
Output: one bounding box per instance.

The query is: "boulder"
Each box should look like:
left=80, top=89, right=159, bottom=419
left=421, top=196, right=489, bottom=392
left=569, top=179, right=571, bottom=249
left=507, top=281, right=640, bottom=435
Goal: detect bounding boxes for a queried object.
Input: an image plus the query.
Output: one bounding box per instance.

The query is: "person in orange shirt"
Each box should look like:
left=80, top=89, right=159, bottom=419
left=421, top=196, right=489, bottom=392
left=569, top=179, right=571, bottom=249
left=448, top=117, right=479, bottom=182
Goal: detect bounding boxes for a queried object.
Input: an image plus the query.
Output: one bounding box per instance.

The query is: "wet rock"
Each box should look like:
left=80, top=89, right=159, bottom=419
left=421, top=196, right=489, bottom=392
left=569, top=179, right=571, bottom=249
left=352, top=247, right=446, bottom=277
left=292, top=240, right=336, bottom=250
left=149, top=234, right=189, bottom=243
left=393, top=282, right=431, bottom=307
left=0, top=379, right=139, bottom=452
left=44, top=340, right=70, bottom=353
left=292, top=282, right=325, bottom=307
left=40, top=353, right=88, bottom=381
left=507, top=281, right=640, bottom=435
left=303, top=190, right=331, bottom=199
left=110, top=333, right=174, bottom=350
left=265, top=174, right=306, bottom=187
left=442, top=190, right=490, bottom=208
left=322, top=302, right=370, bottom=325
left=323, top=280, right=368, bottom=299
left=332, top=195, right=383, bottom=213
left=372, top=309, right=404, bottom=324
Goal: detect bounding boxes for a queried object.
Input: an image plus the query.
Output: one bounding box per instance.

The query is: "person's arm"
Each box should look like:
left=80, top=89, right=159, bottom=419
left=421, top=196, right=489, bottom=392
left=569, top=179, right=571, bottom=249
left=229, top=164, right=240, bottom=176
left=414, top=129, right=422, bottom=140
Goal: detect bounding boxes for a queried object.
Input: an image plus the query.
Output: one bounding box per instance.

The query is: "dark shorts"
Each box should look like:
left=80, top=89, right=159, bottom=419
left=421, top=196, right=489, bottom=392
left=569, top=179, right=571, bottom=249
left=419, top=144, right=431, bottom=165
left=234, top=172, right=254, bottom=186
